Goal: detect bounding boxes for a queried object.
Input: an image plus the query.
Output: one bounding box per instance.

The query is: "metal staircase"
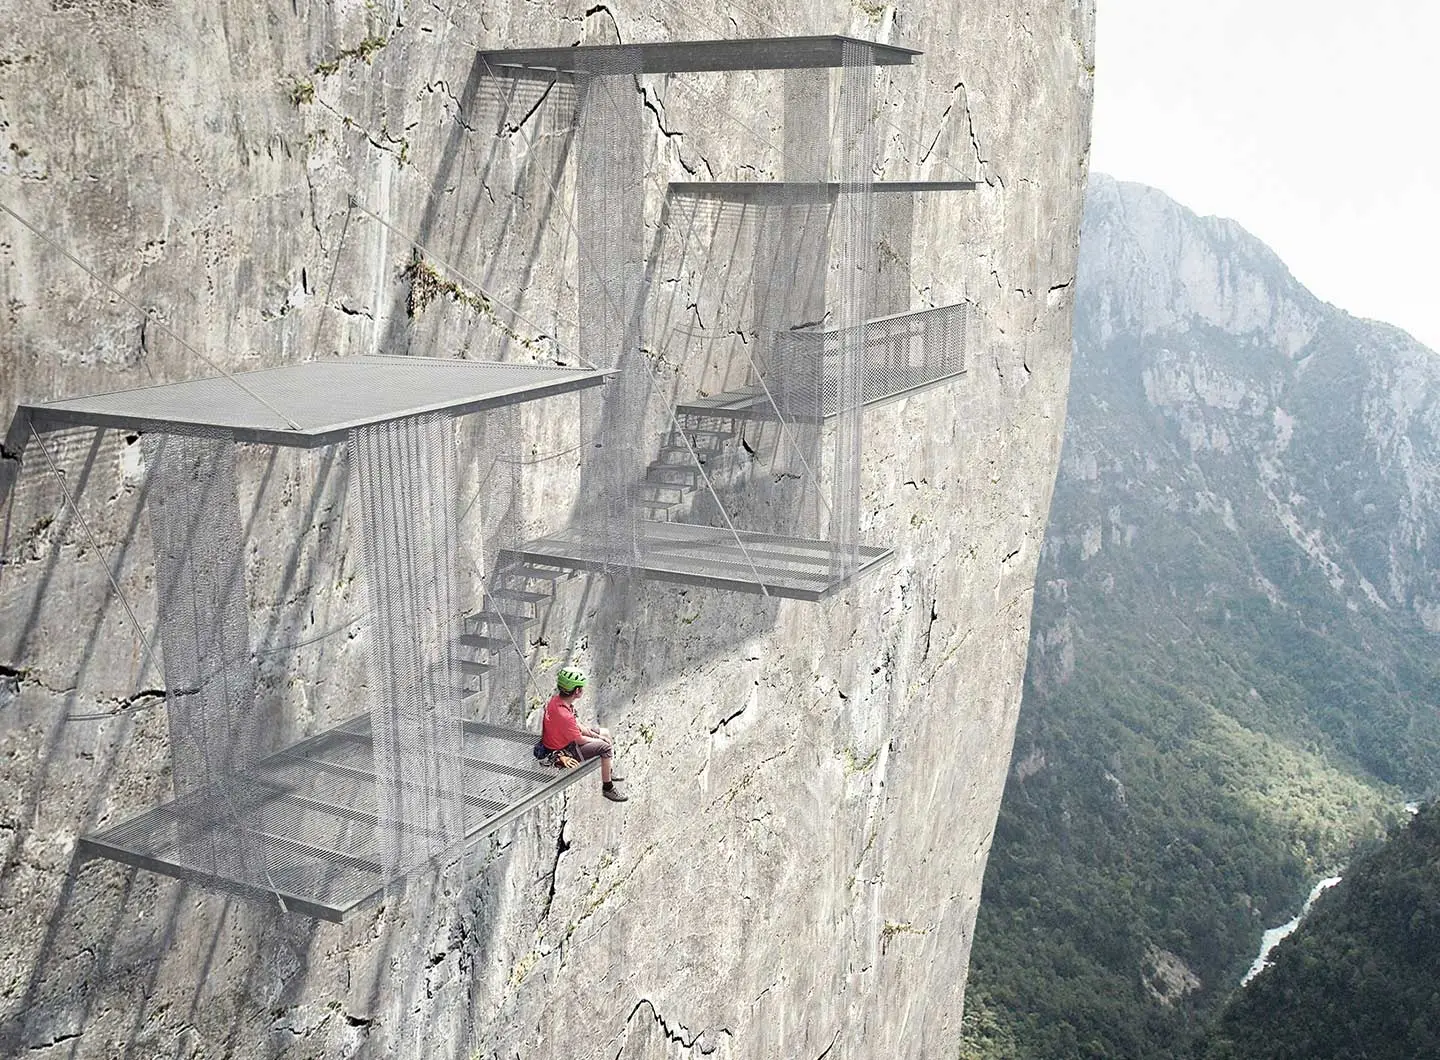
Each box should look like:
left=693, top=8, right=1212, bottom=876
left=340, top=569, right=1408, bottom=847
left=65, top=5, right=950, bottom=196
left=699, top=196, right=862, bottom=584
left=455, top=561, right=573, bottom=701
left=629, top=417, right=736, bottom=521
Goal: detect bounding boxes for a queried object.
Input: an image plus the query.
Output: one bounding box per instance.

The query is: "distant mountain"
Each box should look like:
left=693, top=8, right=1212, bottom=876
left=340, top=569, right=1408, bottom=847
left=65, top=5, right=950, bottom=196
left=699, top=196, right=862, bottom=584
left=1197, top=802, right=1440, bottom=1060
left=962, top=176, right=1440, bottom=1060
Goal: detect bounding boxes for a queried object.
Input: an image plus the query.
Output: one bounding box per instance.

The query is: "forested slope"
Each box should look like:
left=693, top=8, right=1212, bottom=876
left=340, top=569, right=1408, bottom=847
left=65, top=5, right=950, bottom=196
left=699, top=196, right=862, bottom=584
left=962, top=177, right=1440, bottom=1059
left=1198, top=803, right=1440, bottom=1060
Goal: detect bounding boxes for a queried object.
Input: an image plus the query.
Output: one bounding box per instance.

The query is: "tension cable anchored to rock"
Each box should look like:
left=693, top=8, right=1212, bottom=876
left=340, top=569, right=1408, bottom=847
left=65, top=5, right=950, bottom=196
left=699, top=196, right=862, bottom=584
left=10, top=33, right=979, bottom=921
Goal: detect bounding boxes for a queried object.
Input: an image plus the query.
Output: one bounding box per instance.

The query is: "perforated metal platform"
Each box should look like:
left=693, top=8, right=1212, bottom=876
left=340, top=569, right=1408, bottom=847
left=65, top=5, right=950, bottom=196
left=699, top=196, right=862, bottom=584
left=677, top=303, right=971, bottom=421
left=668, top=181, right=978, bottom=201
left=78, top=715, right=598, bottom=920
left=507, top=523, right=891, bottom=599
left=23, top=356, right=610, bottom=448
left=477, top=35, right=919, bottom=75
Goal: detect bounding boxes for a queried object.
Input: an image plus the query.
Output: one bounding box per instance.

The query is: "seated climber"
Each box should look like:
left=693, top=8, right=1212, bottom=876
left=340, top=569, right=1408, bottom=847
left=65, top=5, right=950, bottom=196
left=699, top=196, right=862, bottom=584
left=539, top=667, right=627, bottom=803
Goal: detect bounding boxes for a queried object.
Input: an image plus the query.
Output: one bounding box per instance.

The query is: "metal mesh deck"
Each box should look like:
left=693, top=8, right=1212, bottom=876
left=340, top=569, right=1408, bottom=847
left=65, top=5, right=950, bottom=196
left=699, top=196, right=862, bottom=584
left=78, top=715, right=598, bottom=920
left=508, top=523, right=892, bottom=600
left=668, top=181, right=978, bottom=201
left=23, top=356, right=609, bottom=448
left=477, top=35, right=919, bottom=74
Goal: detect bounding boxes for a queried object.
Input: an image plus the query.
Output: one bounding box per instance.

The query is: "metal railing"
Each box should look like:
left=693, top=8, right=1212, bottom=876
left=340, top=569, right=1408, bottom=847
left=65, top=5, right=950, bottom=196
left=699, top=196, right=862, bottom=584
left=769, top=301, right=970, bottom=420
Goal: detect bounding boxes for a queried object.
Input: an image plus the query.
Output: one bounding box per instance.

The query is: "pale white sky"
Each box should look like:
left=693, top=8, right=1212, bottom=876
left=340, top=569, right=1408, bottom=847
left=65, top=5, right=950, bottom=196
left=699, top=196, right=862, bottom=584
left=1091, top=0, right=1440, bottom=351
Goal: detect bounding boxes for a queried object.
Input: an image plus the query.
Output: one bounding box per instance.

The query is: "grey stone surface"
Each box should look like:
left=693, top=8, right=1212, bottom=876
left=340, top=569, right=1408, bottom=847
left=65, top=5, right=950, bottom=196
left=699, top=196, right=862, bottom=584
left=0, top=1, right=1093, bottom=1056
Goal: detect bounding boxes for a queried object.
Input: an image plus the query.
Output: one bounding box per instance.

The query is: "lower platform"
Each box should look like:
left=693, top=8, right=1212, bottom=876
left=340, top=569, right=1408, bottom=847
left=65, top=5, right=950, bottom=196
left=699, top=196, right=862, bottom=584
left=508, top=522, right=891, bottom=600
left=78, top=714, right=598, bottom=921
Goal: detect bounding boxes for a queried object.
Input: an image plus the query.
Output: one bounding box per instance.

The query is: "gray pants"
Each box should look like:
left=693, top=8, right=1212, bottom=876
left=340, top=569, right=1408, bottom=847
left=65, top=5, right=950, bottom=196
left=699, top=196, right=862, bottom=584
left=567, top=735, right=613, bottom=761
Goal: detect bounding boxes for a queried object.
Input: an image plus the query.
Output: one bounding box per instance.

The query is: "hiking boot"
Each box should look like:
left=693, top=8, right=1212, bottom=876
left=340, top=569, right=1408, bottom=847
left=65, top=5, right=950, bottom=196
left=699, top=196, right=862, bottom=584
left=602, top=783, right=629, bottom=803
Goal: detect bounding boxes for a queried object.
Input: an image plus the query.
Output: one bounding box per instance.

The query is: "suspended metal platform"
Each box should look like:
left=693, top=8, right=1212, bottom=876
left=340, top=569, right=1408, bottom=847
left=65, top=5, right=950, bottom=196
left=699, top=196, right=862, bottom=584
left=78, top=714, right=598, bottom=921
left=477, top=35, right=920, bottom=75
left=22, top=355, right=610, bottom=448
left=506, top=523, right=891, bottom=600
left=668, top=181, right=978, bottom=201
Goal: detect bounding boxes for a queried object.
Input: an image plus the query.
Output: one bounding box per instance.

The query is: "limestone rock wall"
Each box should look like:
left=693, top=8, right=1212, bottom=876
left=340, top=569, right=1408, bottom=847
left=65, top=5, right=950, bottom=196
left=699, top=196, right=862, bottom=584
left=0, top=1, right=1093, bottom=1056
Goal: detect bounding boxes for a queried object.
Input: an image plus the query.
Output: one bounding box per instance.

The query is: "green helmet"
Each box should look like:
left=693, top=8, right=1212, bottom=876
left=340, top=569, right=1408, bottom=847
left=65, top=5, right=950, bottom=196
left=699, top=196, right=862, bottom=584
left=556, top=667, right=588, bottom=693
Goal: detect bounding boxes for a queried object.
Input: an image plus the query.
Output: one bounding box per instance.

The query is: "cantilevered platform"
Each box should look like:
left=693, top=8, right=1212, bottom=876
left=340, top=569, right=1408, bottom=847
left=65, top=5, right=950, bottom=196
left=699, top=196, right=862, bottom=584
left=668, top=181, right=978, bottom=202
left=23, top=356, right=610, bottom=448
left=477, top=35, right=920, bottom=75
left=78, top=715, right=598, bottom=920
left=507, top=523, right=891, bottom=600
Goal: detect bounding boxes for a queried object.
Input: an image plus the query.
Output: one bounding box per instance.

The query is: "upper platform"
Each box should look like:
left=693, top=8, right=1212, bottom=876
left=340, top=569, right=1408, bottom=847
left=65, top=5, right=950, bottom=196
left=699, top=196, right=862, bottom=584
left=476, top=35, right=920, bottom=75
left=669, top=181, right=979, bottom=201
left=23, top=355, right=610, bottom=448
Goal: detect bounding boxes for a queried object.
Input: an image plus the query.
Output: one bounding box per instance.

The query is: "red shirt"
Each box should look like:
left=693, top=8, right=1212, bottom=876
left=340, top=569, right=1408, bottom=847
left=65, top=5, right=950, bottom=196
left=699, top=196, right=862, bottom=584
left=541, top=695, right=584, bottom=750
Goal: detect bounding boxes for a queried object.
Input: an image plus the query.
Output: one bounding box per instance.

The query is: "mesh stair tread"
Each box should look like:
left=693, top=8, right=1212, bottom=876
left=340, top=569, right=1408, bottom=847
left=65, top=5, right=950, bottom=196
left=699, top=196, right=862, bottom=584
left=486, top=587, right=551, bottom=604
left=457, top=633, right=510, bottom=650
left=463, top=609, right=533, bottom=628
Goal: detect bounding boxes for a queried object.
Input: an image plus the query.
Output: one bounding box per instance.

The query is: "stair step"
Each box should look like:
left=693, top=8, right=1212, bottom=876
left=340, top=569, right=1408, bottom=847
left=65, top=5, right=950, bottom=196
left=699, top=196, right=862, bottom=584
left=487, top=587, right=551, bottom=604
left=463, top=609, right=533, bottom=630
left=458, top=633, right=510, bottom=651
left=457, top=658, right=492, bottom=677
left=635, top=497, right=677, bottom=510
left=630, top=481, right=686, bottom=499
left=671, top=427, right=733, bottom=441
left=495, top=562, right=570, bottom=582
left=647, top=463, right=702, bottom=480
left=657, top=444, right=713, bottom=460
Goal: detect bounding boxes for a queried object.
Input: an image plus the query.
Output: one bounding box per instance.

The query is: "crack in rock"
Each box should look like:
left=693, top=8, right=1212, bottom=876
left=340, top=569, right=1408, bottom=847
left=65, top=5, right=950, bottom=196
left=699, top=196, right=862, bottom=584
left=64, top=687, right=166, bottom=722
left=815, top=1027, right=841, bottom=1058
left=640, top=87, right=682, bottom=140
left=500, top=78, right=557, bottom=137
left=539, top=814, right=570, bottom=923
left=638, top=83, right=701, bottom=174
left=584, top=3, right=622, bottom=41
left=622, top=999, right=730, bottom=1054
left=0, top=665, right=24, bottom=713
left=956, top=80, right=1002, bottom=188
left=709, top=704, right=746, bottom=735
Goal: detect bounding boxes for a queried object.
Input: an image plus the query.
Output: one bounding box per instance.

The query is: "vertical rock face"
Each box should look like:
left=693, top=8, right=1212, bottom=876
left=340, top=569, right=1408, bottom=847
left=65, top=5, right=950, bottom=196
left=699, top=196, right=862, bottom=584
left=0, top=3, right=1092, bottom=1058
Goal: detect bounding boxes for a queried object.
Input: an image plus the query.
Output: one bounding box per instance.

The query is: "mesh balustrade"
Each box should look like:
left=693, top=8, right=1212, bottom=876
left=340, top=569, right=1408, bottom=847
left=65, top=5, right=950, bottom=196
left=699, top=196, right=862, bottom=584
left=574, top=48, right=649, bottom=573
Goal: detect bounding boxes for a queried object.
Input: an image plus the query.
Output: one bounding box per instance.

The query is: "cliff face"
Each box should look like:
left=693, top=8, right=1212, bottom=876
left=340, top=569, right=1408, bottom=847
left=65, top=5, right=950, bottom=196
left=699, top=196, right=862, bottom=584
left=0, top=3, right=1093, bottom=1057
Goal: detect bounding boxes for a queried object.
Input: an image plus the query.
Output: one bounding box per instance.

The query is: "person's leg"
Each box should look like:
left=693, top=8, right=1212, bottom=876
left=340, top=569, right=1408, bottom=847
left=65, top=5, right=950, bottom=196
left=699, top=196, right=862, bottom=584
left=573, top=735, right=614, bottom=781
left=573, top=735, right=625, bottom=799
